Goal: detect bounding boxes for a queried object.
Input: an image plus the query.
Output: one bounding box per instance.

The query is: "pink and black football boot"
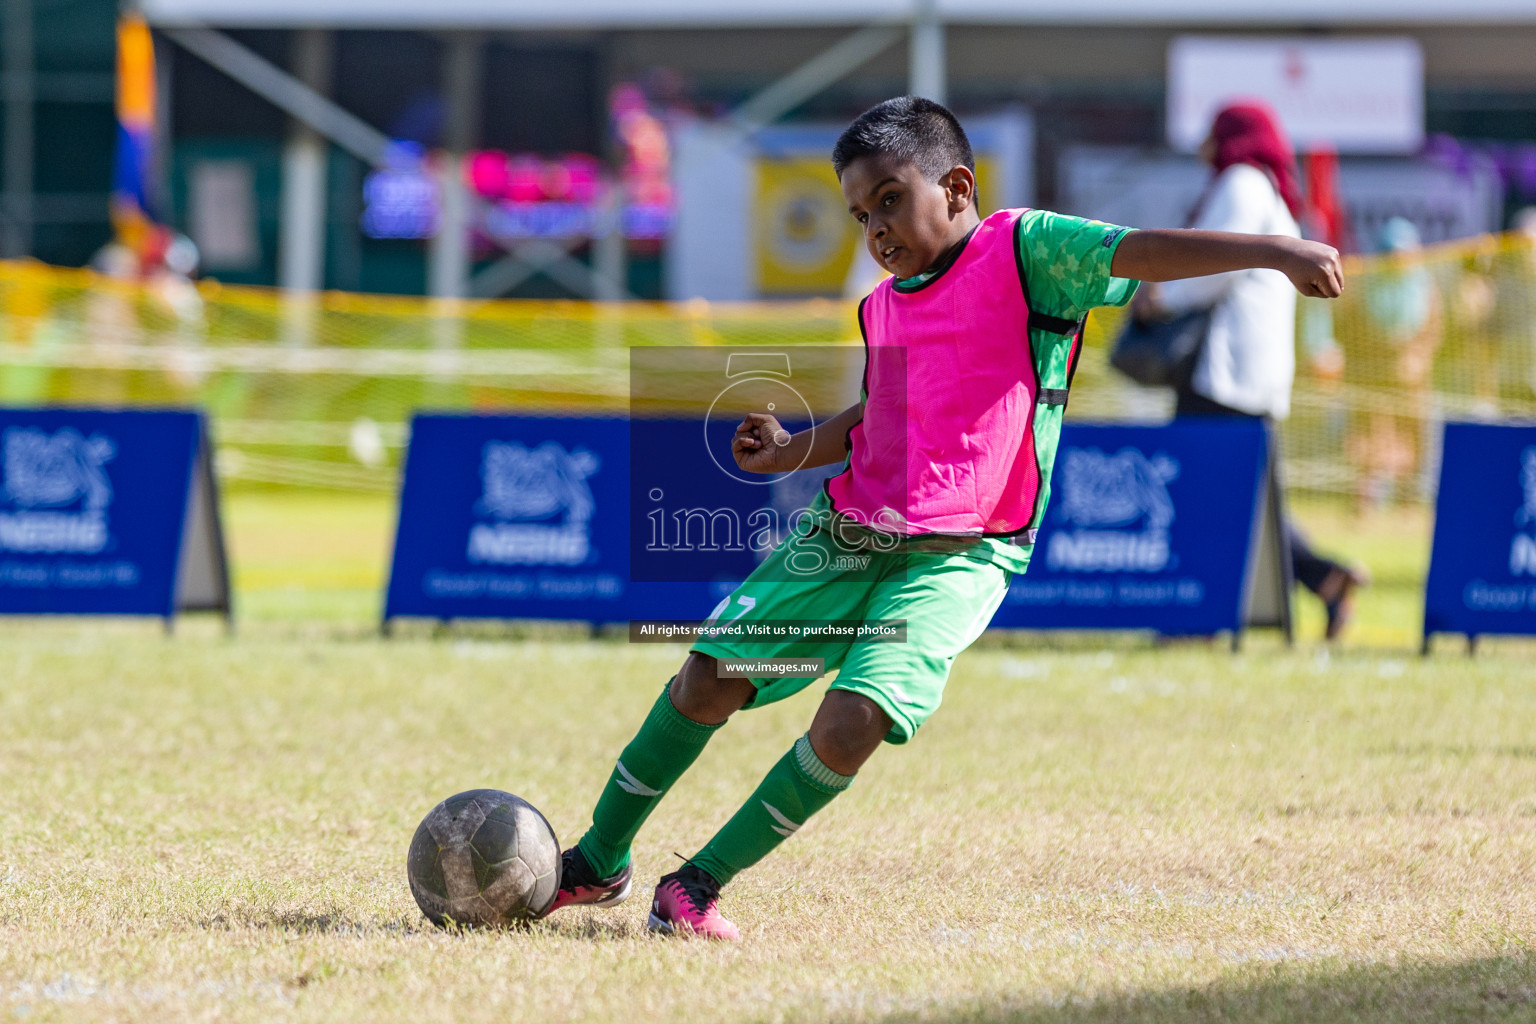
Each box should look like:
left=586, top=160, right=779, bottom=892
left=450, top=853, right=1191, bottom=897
left=647, top=864, right=740, bottom=940
left=545, top=846, right=633, bottom=915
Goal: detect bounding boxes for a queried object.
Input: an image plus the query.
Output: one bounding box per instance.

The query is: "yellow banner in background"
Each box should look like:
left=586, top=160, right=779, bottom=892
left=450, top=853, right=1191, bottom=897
left=753, top=157, right=996, bottom=297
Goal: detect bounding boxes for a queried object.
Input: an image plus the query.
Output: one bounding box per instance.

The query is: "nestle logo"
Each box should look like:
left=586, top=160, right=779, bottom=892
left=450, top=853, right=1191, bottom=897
left=1509, top=447, right=1536, bottom=577
left=1045, top=447, right=1179, bottom=574
left=0, top=427, right=116, bottom=555
left=467, top=440, right=599, bottom=567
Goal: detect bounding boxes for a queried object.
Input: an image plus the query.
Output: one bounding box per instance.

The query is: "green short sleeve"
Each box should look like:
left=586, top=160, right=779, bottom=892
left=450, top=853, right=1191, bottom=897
left=1016, top=209, right=1140, bottom=321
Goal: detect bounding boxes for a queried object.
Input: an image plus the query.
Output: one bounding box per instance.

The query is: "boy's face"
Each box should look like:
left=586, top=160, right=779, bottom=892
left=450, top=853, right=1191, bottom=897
left=840, top=154, right=977, bottom=281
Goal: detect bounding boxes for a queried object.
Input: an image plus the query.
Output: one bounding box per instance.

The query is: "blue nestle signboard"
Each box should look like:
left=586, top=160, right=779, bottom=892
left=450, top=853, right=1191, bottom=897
left=0, top=408, right=204, bottom=617
left=385, top=414, right=1277, bottom=635
left=385, top=414, right=739, bottom=625
left=386, top=415, right=628, bottom=623
left=990, top=419, right=1272, bottom=635
left=1424, top=423, right=1536, bottom=646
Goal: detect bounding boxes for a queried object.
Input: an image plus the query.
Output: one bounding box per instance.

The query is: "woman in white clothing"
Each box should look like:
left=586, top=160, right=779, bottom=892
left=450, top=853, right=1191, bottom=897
left=1146, top=102, right=1368, bottom=640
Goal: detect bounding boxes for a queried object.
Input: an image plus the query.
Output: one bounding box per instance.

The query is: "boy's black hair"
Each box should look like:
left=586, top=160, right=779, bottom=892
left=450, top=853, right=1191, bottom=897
left=832, top=96, right=975, bottom=181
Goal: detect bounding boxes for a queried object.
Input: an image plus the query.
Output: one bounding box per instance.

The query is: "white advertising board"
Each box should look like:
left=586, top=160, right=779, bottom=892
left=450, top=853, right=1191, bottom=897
left=1168, top=36, right=1424, bottom=155
left=1056, top=146, right=1502, bottom=247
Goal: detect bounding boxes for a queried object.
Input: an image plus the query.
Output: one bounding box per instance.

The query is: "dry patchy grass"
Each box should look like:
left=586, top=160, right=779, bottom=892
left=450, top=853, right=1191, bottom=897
left=1, top=492, right=1533, bottom=1022
left=3, top=625, right=1535, bottom=1022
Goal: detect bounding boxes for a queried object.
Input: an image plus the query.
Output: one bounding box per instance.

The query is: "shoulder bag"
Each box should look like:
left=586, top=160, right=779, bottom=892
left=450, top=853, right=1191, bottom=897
left=1108, top=306, right=1214, bottom=388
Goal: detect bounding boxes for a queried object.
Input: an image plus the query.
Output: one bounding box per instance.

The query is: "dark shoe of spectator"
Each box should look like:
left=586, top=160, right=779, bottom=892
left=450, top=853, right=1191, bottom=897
left=1319, top=563, right=1371, bottom=642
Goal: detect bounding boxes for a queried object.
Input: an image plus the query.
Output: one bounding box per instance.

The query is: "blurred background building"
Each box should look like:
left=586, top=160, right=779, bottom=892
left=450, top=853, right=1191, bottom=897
left=5, top=0, right=1536, bottom=300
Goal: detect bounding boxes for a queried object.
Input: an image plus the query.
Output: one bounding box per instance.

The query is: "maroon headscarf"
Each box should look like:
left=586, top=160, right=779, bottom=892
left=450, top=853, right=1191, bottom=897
left=1206, top=102, right=1306, bottom=221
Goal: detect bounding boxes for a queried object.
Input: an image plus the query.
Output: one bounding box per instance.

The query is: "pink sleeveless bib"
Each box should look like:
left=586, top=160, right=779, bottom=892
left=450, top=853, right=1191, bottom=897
left=826, top=208, right=1068, bottom=537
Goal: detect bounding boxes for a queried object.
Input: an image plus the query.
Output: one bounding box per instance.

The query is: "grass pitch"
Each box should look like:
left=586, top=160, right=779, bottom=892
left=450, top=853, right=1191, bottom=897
left=1, top=492, right=1534, bottom=1023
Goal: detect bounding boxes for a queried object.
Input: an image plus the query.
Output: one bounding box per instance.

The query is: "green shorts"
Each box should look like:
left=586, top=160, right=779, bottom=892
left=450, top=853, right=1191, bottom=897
left=691, top=521, right=1014, bottom=744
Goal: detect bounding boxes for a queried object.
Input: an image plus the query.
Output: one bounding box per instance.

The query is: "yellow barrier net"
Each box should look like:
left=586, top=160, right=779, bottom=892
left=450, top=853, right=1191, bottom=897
left=2, top=232, right=1534, bottom=502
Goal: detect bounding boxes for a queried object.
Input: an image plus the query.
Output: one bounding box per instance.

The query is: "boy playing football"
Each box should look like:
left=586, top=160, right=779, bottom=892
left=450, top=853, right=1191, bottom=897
left=548, top=96, right=1343, bottom=939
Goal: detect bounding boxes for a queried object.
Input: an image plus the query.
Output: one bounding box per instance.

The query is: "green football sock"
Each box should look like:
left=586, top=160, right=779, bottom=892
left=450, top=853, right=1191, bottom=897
left=576, top=680, right=722, bottom=879
left=690, top=733, right=855, bottom=887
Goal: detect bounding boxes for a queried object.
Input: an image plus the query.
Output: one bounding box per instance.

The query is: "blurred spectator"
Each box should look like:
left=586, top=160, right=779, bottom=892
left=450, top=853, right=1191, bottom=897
left=1489, top=207, right=1536, bottom=400
left=91, top=223, right=203, bottom=323
left=88, top=222, right=206, bottom=394
left=1347, top=218, right=1442, bottom=509
left=1447, top=207, right=1536, bottom=415
left=1141, top=102, right=1368, bottom=640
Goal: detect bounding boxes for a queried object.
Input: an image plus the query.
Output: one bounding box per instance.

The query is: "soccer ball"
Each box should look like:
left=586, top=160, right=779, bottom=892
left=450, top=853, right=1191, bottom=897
left=406, top=789, right=561, bottom=927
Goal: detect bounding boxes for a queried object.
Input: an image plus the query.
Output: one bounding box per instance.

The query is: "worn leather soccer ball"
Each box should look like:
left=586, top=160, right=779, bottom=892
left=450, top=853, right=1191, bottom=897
left=406, top=789, right=560, bottom=927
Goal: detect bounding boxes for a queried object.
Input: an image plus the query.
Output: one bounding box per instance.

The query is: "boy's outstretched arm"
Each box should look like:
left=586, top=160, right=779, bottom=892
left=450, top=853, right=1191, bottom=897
left=1110, top=229, right=1344, bottom=298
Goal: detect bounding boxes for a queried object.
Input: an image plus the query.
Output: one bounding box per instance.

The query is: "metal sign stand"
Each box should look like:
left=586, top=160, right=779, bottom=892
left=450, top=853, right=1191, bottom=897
left=1234, top=426, right=1295, bottom=651
left=168, top=419, right=234, bottom=633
